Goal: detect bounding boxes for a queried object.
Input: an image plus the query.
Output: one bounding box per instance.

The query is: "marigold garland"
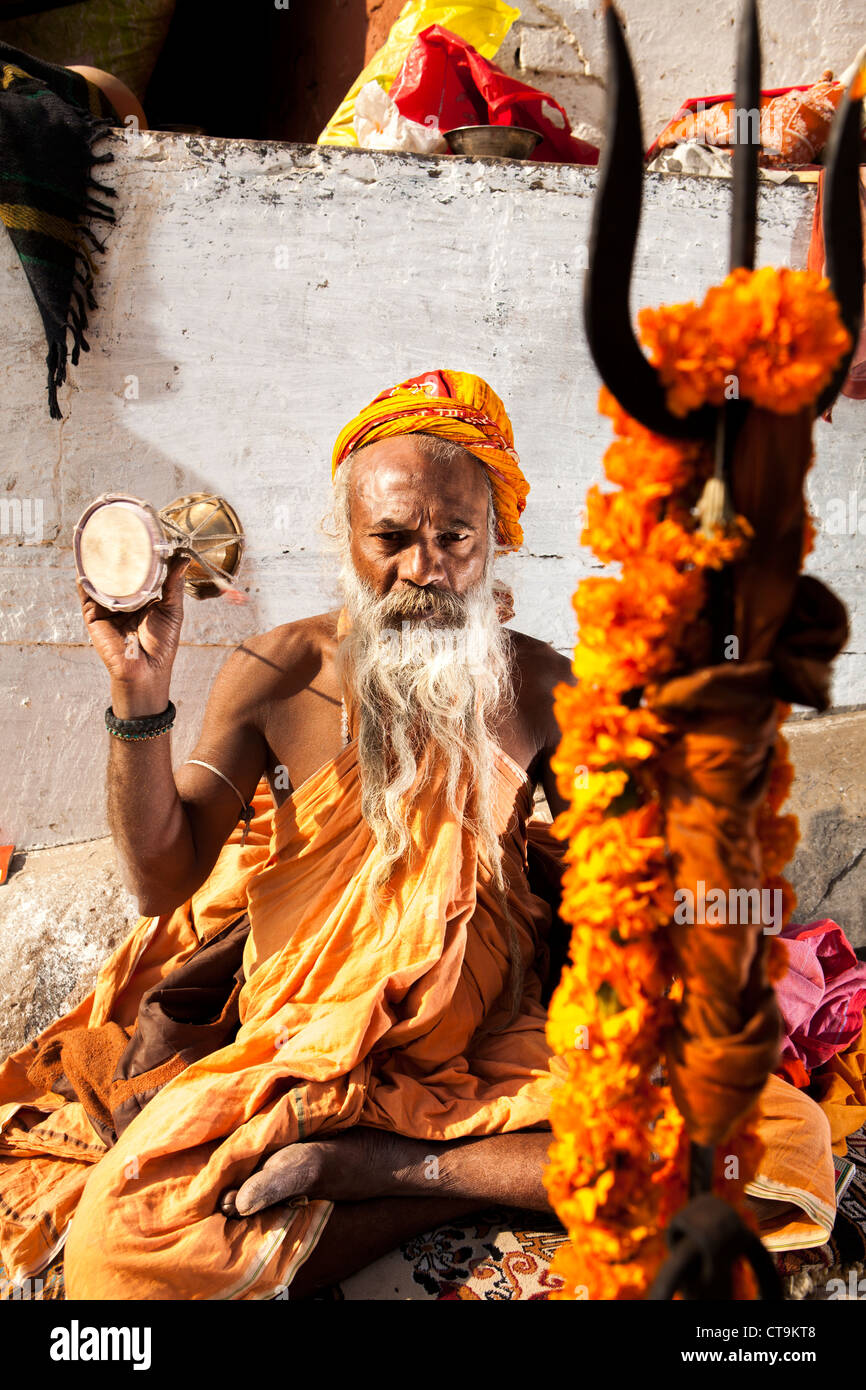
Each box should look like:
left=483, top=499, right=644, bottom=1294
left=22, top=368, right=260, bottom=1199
left=544, top=268, right=849, bottom=1300
left=638, top=266, right=850, bottom=417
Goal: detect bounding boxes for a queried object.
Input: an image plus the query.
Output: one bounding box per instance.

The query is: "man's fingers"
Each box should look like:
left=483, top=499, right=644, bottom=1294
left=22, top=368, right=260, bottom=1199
left=160, top=553, right=191, bottom=603
left=76, top=578, right=114, bottom=627
left=75, top=577, right=93, bottom=627
left=76, top=575, right=95, bottom=612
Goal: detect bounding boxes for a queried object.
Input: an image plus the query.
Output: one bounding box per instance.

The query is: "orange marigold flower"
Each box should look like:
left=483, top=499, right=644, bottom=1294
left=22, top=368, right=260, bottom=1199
left=638, top=268, right=850, bottom=417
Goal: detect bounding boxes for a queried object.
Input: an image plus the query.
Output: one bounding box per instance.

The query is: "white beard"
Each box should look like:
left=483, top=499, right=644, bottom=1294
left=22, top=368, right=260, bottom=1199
left=335, top=548, right=511, bottom=859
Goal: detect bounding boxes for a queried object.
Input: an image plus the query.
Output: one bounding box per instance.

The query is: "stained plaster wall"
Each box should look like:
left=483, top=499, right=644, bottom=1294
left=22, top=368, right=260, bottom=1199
left=1, top=131, right=863, bottom=854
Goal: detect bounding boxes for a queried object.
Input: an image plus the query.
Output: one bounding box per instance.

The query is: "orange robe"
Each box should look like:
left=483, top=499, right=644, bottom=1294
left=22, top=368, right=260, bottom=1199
left=1, top=731, right=565, bottom=1299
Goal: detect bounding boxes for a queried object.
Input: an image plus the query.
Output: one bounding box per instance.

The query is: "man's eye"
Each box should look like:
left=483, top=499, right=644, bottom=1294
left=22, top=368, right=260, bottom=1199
left=441, top=534, right=469, bottom=544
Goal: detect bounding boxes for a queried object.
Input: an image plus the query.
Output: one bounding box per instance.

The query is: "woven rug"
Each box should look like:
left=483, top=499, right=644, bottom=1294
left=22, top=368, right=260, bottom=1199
left=315, top=1207, right=569, bottom=1301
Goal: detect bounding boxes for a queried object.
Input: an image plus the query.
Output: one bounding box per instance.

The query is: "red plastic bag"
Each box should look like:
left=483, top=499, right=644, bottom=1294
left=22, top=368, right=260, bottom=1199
left=389, top=24, right=599, bottom=165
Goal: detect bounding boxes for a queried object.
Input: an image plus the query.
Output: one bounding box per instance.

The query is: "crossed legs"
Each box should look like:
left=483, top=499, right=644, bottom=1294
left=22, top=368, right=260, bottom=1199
left=219, top=1127, right=556, bottom=1298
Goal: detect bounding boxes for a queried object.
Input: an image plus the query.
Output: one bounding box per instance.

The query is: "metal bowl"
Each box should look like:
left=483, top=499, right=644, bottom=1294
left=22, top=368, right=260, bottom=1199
left=444, top=125, right=542, bottom=160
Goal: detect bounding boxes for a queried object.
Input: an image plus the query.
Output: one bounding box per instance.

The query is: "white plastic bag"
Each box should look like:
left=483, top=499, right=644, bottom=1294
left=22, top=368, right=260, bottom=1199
left=353, top=79, right=448, bottom=154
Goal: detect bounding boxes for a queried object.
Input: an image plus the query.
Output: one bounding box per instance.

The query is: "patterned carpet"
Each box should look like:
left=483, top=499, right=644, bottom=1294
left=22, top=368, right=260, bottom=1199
left=316, top=1207, right=569, bottom=1301
left=3, top=1128, right=864, bottom=1301
left=774, top=1128, right=866, bottom=1300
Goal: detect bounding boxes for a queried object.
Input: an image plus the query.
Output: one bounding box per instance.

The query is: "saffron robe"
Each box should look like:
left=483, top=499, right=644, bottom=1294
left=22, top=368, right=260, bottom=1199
left=1, top=728, right=566, bottom=1299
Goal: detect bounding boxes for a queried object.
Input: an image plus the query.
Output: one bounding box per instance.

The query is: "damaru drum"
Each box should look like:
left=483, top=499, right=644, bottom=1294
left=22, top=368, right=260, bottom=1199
left=73, top=492, right=245, bottom=612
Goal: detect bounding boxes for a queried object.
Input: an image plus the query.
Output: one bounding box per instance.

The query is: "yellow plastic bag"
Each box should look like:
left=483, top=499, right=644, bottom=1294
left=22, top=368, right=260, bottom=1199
left=317, top=0, right=521, bottom=147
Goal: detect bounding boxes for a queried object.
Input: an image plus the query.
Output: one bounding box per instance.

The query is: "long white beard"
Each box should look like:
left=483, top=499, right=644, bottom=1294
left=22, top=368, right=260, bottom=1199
left=333, top=550, right=525, bottom=1020
left=335, top=551, right=510, bottom=867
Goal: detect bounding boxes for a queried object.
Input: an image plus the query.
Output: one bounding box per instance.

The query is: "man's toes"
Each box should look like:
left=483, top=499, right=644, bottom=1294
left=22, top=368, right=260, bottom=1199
left=234, top=1144, right=324, bottom=1216
left=218, top=1187, right=240, bottom=1218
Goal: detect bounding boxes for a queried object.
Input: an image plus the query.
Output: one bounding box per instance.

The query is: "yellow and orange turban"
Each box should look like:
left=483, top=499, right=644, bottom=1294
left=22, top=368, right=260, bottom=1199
left=331, top=369, right=529, bottom=551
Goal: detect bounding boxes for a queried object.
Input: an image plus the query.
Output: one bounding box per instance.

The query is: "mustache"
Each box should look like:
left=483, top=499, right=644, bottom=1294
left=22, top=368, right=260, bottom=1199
left=376, top=586, right=465, bottom=622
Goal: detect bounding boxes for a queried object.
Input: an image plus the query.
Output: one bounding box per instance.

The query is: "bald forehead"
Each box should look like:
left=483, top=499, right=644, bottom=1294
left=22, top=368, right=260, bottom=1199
left=348, top=436, right=490, bottom=527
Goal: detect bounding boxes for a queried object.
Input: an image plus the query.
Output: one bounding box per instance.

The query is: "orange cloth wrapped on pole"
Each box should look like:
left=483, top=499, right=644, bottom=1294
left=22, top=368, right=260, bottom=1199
left=644, top=403, right=849, bottom=1149
left=544, top=259, right=856, bottom=1296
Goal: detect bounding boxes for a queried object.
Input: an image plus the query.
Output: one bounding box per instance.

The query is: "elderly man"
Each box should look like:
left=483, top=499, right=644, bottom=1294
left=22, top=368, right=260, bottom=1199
left=0, top=369, right=580, bottom=1300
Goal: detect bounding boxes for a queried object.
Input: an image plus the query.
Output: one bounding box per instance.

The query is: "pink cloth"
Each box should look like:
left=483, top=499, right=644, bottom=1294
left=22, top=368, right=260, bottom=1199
left=776, top=919, right=866, bottom=1078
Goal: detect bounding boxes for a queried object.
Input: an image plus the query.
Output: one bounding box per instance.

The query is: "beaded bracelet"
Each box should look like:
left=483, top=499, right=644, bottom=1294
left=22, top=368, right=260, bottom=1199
left=105, top=701, right=176, bottom=741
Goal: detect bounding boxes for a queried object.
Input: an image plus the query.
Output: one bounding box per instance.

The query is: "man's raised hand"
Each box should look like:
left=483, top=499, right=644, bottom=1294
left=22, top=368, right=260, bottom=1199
left=77, top=552, right=190, bottom=711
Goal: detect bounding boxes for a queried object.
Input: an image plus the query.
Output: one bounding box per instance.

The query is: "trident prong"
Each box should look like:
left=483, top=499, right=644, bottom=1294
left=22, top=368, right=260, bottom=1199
left=815, top=67, right=865, bottom=415
left=729, top=0, right=760, bottom=271
left=585, top=0, right=865, bottom=440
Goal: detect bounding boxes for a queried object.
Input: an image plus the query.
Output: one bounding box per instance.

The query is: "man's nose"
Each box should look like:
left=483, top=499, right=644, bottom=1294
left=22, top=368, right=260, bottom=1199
left=399, top=541, right=447, bottom=588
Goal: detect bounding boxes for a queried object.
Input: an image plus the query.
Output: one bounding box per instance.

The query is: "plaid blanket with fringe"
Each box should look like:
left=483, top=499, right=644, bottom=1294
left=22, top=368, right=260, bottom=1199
left=0, top=40, right=120, bottom=418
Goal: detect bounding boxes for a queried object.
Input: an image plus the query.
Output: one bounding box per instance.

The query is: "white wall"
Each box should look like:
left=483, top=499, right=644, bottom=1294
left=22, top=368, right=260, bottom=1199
left=1, top=132, right=863, bottom=849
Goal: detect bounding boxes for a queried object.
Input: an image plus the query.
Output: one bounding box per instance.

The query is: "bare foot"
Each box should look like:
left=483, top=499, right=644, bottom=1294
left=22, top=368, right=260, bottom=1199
left=218, top=1127, right=554, bottom=1219
left=220, top=1129, right=438, bottom=1218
